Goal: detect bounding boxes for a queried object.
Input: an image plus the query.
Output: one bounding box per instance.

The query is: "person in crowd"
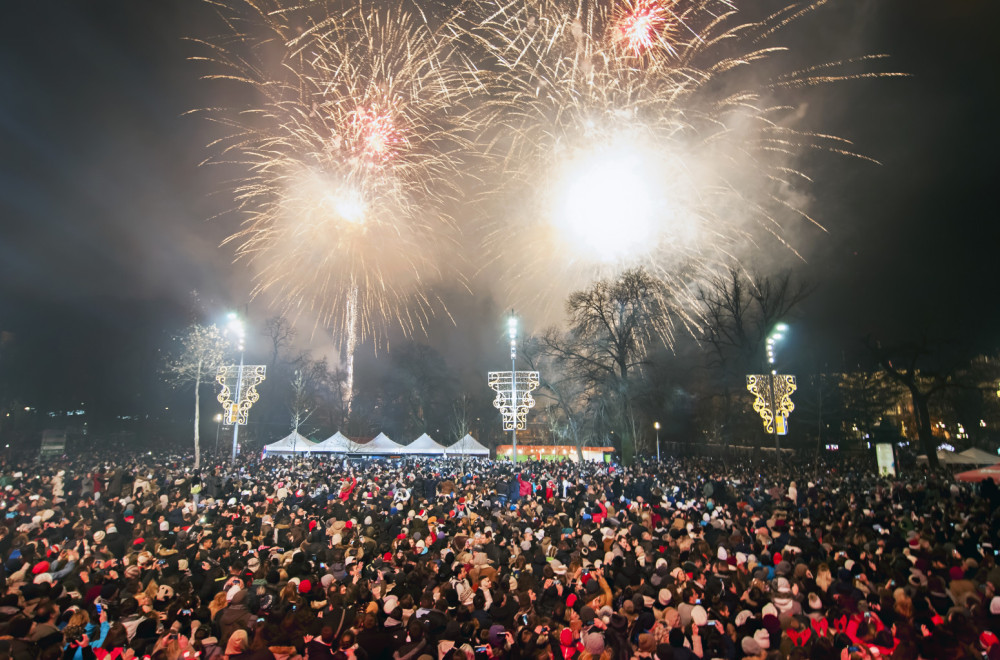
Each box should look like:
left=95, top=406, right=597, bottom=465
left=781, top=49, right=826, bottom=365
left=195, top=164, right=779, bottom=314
left=0, top=451, right=996, bottom=660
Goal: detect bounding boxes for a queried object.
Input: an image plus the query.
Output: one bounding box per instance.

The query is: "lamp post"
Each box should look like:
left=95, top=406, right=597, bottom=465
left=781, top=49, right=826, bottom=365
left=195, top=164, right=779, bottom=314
left=508, top=315, right=518, bottom=461
left=216, top=315, right=266, bottom=466
left=766, top=323, right=789, bottom=456
left=214, top=413, right=223, bottom=456
left=488, top=312, right=539, bottom=464
left=228, top=313, right=246, bottom=463
left=654, top=421, right=661, bottom=463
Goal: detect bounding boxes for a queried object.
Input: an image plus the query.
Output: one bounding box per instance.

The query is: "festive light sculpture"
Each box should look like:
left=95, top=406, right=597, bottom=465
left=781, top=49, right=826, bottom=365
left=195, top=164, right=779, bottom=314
left=746, top=374, right=797, bottom=435
left=488, top=371, right=540, bottom=430
left=488, top=314, right=539, bottom=461
left=217, top=364, right=267, bottom=426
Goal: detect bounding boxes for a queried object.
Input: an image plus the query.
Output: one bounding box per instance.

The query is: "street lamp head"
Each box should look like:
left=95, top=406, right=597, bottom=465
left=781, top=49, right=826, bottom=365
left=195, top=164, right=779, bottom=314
left=214, top=413, right=223, bottom=422
left=226, top=312, right=247, bottom=351
left=776, top=323, right=789, bottom=332
left=654, top=421, right=660, bottom=430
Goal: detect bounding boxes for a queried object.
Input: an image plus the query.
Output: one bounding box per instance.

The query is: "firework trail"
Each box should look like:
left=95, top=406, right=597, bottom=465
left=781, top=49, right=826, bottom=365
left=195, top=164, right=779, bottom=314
left=193, top=0, right=480, bottom=357
left=462, top=0, right=904, bottom=337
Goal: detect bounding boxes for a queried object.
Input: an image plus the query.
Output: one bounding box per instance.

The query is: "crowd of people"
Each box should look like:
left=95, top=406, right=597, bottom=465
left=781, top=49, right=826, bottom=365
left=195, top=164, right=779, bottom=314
left=0, top=451, right=997, bottom=660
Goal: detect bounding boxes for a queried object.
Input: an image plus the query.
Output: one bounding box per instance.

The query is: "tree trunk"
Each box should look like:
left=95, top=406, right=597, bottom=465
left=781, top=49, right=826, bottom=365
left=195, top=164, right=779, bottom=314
left=912, top=389, right=939, bottom=470
left=194, top=358, right=202, bottom=469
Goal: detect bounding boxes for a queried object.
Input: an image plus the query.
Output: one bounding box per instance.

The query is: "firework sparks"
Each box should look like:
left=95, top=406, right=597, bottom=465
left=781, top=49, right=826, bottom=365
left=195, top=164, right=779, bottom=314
left=194, top=0, right=479, bottom=349
left=616, top=0, right=671, bottom=55
left=463, top=0, right=904, bottom=337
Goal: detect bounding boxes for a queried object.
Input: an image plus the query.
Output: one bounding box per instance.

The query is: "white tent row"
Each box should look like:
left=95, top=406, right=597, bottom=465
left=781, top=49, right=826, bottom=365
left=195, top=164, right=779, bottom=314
left=916, top=449, right=980, bottom=465
left=446, top=434, right=490, bottom=457
left=262, top=431, right=316, bottom=454
left=264, top=431, right=484, bottom=456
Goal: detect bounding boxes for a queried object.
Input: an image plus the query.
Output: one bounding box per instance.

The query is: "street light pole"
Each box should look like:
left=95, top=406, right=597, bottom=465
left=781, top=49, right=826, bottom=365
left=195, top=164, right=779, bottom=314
left=654, top=421, right=661, bottom=463
left=509, top=315, right=518, bottom=462
left=231, top=349, right=244, bottom=463
left=766, top=323, right=789, bottom=459
left=227, top=313, right=246, bottom=465
left=214, top=413, right=223, bottom=456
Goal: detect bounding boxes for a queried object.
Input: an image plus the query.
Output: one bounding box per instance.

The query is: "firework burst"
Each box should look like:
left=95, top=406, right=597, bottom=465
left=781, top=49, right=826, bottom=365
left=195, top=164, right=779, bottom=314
left=464, top=0, right=903, bottom=338
left=193, top=0, right=480, bottom=347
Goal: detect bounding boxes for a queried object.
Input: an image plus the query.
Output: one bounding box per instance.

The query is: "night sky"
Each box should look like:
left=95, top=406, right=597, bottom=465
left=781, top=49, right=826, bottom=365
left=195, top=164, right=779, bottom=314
left=0, top=0, right=997, bottom=415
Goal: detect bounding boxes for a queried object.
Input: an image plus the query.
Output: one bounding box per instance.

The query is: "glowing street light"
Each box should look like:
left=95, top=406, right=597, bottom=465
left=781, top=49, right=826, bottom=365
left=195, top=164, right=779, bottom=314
left=747, top=323, right=797, bottom=461
left=654, top=421, right=661, bottom=463
left=488, top=312, right=539, bottom=463
left=217, top=312, right=266, bottom=464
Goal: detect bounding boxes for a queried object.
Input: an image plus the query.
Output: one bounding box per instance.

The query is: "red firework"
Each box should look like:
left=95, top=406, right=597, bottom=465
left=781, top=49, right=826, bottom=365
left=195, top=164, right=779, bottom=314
left=617, top=0, right=668, bottom=54
left=349, top=106, right=407, bottom=163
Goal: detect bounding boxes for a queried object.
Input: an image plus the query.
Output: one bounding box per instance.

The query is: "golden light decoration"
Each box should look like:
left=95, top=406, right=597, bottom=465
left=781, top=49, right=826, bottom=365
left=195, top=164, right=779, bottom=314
left=217, top=364, right=267, bottom=425
left=746, top=374, right=797, bottom=435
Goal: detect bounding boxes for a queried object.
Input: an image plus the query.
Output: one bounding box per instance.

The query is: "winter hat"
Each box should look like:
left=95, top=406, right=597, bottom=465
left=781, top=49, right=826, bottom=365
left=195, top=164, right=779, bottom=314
left=991, top=597, right=1000, bottom=615
left=658, top=588, right=672, bottom=607
left=808, top=593, right=822, bottom=611
left=32, top=561, right=50, bottom=575
left=761, top=603, right=778, bottom=618
left=298, top=579, right=312, bottom=594
left=734, top=611, right=753, bottom=627
left=741, top=637, right=762, bottom=656
left=752, top=628, right=770, bottom=649
left=690, top=605, right=708, bottom=627
left=488, top=625, right=506, bottom=647
left=583, top=633, right=605, bottom=655
left=33, top=572, right=53, bottom=585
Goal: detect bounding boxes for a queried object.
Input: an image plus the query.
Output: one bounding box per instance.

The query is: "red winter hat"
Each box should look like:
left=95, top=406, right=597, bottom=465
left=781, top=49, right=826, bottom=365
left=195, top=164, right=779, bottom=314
left=298, top=579, right=312, bottom=594
left=567, top=594, right=578, bottom=608
left=308, top=520, right=317, bottom=531
left=560, top=629, right=574, bottom=646
left=345, top=521, right=353, bottom=529
left=133, top=538, right=145, bottom=546
left=773, top=552, right=782, bottom=565
left=32, top=561, right=50, bottom=575
left=383, top=552, right=392, bottom=562
left=981, top=632, right=999, bottom=648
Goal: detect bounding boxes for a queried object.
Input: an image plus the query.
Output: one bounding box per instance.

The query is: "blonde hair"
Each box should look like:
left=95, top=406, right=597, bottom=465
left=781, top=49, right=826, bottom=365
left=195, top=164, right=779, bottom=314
left=209, top=592, right=229, bottom=619
left=67, top=610, right=90, bottom=628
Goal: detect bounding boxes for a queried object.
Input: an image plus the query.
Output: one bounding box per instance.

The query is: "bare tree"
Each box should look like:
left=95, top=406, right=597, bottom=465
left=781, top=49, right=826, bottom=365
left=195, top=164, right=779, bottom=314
left=263, top=315, right=296, bottom=373
left=163, top=324, right=230, bottom=468
left=867, top=338, right=961, bottom=470
left=696, top=267, right=811, bottom=444
left=540, top=268, right=673, bottom=463
left=289, top=368, right=316, bottom=438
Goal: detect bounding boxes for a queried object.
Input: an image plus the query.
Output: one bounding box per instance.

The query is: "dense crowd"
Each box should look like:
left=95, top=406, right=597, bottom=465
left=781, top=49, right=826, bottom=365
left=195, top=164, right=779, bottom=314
left=0, top=451, right=997, bottom=660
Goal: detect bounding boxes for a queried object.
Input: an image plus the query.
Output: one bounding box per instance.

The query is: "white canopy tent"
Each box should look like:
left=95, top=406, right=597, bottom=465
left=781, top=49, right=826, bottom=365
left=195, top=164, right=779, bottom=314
left=263, top=431, right=316, bottom=454
left=447, top=434, right=490, bottom=457
left=959, top=447, right=999, bottom=464
left=310, top=431, right=356, bottom=453
left=916, top=450, right=979, bottom=465
left=398, top=433, right=447, bottom=455
left=356, top=432, right=404, bottom=455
